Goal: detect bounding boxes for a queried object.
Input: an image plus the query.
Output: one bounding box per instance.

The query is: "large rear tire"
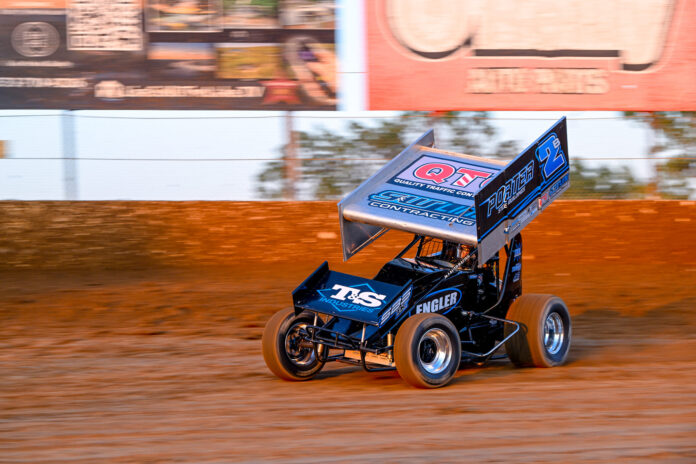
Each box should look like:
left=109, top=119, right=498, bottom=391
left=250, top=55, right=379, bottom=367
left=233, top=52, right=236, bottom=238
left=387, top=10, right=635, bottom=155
left=394, top=313, right=461, bottom=388
left=262, top=308, right=325, bottom=381
left=504, top=294, right=571, bottom=367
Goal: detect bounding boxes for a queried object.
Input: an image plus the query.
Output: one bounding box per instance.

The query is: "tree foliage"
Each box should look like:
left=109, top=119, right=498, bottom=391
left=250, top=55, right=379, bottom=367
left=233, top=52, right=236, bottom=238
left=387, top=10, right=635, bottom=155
left=256, top=112, right=520, bottom=200
left=258, top=112, right=690, bottom=200
left=565, top=160, right=646, bottom=199
left=625, top=112, right=696, bottom=199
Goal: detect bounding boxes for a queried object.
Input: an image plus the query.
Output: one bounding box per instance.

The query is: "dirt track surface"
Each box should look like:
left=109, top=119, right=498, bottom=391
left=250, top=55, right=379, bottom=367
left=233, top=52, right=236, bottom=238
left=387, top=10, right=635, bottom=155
left=2, top=201, right=696, bottom=463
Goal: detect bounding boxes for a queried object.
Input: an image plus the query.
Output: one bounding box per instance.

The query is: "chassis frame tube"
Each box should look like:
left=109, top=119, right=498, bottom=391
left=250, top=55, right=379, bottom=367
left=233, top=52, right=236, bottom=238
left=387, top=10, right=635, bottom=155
left=304, top=324, right=393, bottom=354
left=460, top=314, right=520, bottom=360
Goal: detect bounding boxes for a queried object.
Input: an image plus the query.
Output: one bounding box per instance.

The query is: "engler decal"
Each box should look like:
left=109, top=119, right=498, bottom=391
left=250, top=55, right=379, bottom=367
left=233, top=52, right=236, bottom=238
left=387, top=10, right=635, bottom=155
left=416, top=288, right=462, bottom=314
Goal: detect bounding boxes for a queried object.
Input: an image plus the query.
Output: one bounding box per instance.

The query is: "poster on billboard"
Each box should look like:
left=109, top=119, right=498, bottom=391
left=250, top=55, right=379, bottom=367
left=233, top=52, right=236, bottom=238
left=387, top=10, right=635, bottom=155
left=366, top=0, right=696, bottom=111
left=0, top=0, right=336, bottom=109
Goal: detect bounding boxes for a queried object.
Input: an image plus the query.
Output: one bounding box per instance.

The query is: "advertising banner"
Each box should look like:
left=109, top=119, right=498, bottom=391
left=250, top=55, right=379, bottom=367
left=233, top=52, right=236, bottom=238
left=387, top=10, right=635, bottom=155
left=0, top=0, right=336, bottom=109
left=366, top=0, right=696, bottom=110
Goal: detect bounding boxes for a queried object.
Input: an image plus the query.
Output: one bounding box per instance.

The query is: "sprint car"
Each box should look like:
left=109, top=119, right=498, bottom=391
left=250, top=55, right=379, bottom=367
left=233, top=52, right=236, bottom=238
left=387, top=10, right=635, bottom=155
left=263, top=117, right=572, bottom=388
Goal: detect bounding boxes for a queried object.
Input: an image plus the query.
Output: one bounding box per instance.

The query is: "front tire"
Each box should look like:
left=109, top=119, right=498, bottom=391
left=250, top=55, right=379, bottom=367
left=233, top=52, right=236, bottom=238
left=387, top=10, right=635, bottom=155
left=504, top=294, right=571, bottom=367
left=394, top=313, right=461, bottom=388
left=262, top=308, right=325, bottom=381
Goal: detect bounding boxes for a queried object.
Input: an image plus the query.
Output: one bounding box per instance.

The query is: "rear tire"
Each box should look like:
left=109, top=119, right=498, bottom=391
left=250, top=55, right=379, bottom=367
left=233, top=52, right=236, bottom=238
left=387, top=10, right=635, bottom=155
left=394, top=313, right=461, bottom=388
left=504, top=294, right=571, bottom=367
left=262, top=308, right=325, bottom=381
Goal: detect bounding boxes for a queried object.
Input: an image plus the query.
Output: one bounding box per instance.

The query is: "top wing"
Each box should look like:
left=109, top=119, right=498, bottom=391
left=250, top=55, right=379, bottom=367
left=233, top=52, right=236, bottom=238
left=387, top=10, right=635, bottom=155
left=338, top=117, right=569, bottom=265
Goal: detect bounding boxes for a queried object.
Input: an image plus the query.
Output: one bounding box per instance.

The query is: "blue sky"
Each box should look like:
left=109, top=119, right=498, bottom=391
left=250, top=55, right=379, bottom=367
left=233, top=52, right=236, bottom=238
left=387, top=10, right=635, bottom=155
left=0, top=0, right=653, bottom=201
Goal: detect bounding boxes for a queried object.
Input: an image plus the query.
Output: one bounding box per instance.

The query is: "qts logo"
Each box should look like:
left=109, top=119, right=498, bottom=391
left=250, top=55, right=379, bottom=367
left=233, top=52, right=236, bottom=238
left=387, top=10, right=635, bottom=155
left=414, top=163, right=493, bottom=188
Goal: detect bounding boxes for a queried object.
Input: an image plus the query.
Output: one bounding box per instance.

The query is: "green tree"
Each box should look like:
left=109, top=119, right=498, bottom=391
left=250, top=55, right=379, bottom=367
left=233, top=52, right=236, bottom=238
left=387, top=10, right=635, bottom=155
left=564, top=160, right=646, bottom=199
left=625, top=112, right=696, bottom=199
left=256, top=112, right=520, bottom=200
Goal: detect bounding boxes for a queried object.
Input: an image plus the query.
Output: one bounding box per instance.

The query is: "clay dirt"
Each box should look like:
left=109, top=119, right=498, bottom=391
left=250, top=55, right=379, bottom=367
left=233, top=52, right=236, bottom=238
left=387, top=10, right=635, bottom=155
left=1, top=201, right=695, bottom=463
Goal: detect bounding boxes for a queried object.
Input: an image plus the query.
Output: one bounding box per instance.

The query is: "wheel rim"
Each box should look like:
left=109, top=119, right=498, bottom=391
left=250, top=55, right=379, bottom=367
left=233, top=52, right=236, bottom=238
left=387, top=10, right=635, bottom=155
left=418, top=328, right=453, bottom=375
left=543, top=312, right=565, bottom=355
left=284, top=322, right=316, bottom=367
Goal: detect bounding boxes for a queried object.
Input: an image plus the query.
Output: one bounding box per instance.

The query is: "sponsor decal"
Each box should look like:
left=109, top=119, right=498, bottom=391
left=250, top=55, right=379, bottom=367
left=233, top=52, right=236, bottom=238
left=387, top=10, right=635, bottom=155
left=11, top=22, right=60, bottom=58
left=67, top=0, right=143, bottom=51
left=379, top=285, right=412, bottom=325
left=511, top=240, right=522, bottom=282
left=508, top=204, right=539, bottom=235
left=262, top=79, right=301, bottom=105
left=0, top=60, right=73, bottom=68
left=389, top=155, right=497, bottom=199
left=535, top=133, right=567, bottom=180
left=368, top=190, right=476, bottom=226
left=485, top=160, right=535, bottom=217
left=549, top=172, right=570, bottom=198
left=0, top=77, right=88, bottom=88
left=468, top=68, right=609, bottom=95
left=318, top=283, right=387, bottom=313
left=453, top=167, right=493, bottom=188
left=94, top=80, right=265, bottom=99
left=415, top=288, right=462, bottom=314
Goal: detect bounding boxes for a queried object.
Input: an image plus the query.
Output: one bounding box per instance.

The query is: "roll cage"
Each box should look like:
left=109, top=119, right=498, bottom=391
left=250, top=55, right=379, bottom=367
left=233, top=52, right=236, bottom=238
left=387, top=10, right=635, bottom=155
left=396, top=235, right=476, bottom=271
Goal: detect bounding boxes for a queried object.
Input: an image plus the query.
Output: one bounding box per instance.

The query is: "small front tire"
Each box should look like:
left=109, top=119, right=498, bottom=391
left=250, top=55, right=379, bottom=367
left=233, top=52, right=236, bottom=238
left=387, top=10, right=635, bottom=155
left=504, top=294, right=571, bottom=367
left=394, top=313, right=461, bottom=388
left=262, top=308, right=325, bottom=381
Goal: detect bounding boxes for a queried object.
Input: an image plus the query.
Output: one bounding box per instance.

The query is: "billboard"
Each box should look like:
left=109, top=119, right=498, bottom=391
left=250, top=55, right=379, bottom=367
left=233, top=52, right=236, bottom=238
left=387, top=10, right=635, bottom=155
left=0, top=0, right=336, bottom=109
left=366, top=0, right=696, bottom=111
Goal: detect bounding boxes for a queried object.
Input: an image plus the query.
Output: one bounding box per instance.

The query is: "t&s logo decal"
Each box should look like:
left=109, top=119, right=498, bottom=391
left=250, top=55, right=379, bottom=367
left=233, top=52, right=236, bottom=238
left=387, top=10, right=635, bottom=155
left=327, top=284, right=386, bottom=308
left=318, top=283, right=387, bottom=312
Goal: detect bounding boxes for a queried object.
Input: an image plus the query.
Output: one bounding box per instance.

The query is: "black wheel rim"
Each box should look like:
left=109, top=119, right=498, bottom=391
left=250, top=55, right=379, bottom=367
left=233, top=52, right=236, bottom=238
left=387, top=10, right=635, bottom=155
left=284, top=322, right=316, bottom=367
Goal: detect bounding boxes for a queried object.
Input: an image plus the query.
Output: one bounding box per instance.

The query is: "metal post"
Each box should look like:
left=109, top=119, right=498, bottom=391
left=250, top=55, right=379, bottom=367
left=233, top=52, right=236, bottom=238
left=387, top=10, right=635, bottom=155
left=645, top=118, right=654, bottom=198
left=284, top=111, right=298, bottom=200
left=61, top=110, right=78, bottom=200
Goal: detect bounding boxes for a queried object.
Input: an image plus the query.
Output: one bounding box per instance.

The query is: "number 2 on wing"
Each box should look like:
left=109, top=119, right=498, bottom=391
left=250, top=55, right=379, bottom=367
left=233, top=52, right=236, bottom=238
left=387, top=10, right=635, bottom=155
left=535, top=134, right=566, bottom=180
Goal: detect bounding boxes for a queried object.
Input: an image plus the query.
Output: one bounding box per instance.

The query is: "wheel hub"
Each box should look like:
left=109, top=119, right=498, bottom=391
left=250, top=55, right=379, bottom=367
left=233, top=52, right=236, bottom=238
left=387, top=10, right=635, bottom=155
left=285, top=322, right=316, bottom=367
left=417, top=328, right=453, bottom=375
left=543, top=312, right=565, bottom=355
